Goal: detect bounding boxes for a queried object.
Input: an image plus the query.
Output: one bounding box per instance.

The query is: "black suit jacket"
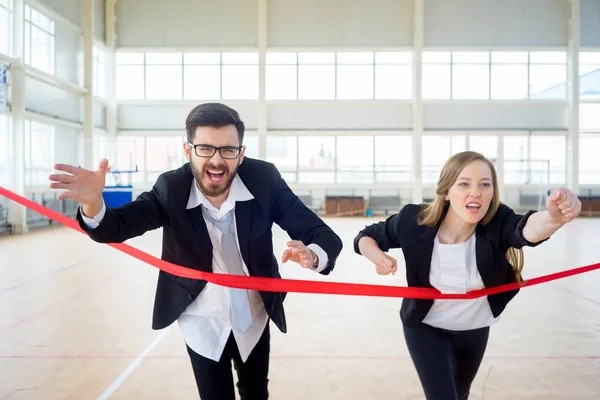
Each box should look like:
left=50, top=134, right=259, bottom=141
left=77, top=158, right=343, bottom=333
left=353, top=203, right=548, bottom=327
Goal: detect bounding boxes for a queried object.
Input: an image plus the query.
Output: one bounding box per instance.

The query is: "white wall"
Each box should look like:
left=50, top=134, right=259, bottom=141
left=268, top=0, right=413, bottom=47
left=267, top=102, right=413, bottom=130
left=24, top=78, right=82, bottom=123
left=581, top=0, right=600, bottom=47
left=36, top=0, right=105, bottom=41
left=54, top=125, right=82, bottom=166
left=116, top=0, right=571, bottom=48
left=423, top=103, right=568, bottom=130
left=115, top=0, right=257, bottom=47
left=53, top=23, right=81, bottom=86
left=424, top=0, right=568, bottom=46
left=118, top=102, right=259, bottom=131
left=37, top=0, right=82, bottom=25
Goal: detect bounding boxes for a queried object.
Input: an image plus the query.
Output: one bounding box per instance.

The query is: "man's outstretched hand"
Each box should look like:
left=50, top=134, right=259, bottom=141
left=49, top=158, right=109, bottom=217
left=281, top=240, right=318, bottom=269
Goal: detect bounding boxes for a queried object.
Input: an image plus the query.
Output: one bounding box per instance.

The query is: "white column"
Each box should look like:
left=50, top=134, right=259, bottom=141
left=105, top=0, right=118, bottom=163
left=257, top=0, right=267, bottom=160
left=412, top=0, right=424, bottom=204
left=567, top=0, right=580, bottom=194
left=9, top=0, right=27, bottom=233
left=82, top=0, right=94, bottom=169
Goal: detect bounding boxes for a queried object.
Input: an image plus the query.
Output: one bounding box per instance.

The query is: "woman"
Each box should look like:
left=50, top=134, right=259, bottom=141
left=354, top=151, right=581, bottom=400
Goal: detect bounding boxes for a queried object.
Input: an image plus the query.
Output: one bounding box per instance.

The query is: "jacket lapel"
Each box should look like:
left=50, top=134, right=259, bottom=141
left=416, top=225, right=438, bottom=287
left=234, top=200, right=253, bottom=269
left=475, top=225, right=494, bottom=287
left=185, top=206, right=213, bottom=271
left=415, top=206, right=448, bottom=287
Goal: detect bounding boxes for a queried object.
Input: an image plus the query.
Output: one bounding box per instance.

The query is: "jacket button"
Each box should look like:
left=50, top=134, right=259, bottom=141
left=188, top=294, right=193, bottom=300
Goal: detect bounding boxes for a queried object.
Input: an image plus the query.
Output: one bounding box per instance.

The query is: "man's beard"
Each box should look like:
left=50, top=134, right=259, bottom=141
left=192, top=161, right=239, bottom=198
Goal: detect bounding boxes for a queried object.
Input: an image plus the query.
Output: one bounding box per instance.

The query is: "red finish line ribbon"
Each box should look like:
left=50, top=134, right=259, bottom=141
left=1, top=186, right=599, bottom=299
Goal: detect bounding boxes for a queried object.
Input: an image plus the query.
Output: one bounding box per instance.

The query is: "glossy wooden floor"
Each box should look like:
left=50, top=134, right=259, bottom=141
left=1, top=216, right=599, bottom=399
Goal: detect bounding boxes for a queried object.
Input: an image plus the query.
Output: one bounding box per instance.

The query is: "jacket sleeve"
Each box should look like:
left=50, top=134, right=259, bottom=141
left=353, top=207, right=407, bottom=254
left=268, top=164, right=343, bottom=275
left=76, top=173, right=170, bottom=243
left=499, top=204, right=550, bottom=250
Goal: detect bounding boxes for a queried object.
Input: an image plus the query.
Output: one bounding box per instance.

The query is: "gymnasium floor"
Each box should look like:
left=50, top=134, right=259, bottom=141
left=1, top=216, right=599, bottom=399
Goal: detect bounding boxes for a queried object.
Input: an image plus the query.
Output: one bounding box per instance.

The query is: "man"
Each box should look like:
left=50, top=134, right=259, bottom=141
left=49, top=102, right=343, bottom=399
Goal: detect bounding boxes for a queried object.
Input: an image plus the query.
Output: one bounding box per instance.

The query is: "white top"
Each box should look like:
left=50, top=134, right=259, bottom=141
left=422, top=233, right=499, bottom=331
left=81, top=175, right=329, bottom=362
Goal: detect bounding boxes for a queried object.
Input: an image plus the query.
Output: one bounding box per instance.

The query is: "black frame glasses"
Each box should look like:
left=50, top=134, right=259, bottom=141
left=188, top=143, right=243, bottom=159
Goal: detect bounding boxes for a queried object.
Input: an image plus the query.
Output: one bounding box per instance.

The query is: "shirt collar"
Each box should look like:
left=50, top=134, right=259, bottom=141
left=186, top=174, right=253, bottom=217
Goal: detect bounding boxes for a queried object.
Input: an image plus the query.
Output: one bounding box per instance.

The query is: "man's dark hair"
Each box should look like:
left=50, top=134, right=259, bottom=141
left=185, top=103, right=245, bottom=144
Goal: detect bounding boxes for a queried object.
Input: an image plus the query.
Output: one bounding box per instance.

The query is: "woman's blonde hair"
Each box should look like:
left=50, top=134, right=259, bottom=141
left=417, top=151, right=524, bottom=284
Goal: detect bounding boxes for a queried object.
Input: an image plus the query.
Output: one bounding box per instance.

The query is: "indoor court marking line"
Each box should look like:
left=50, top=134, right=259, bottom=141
left=96, top=326, right=172, bottom=400
left=0, top=254, right=100, bottom=295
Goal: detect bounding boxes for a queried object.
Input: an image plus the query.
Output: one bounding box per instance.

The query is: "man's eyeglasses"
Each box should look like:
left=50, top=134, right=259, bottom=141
left=188, top=143, right=242, bottom=159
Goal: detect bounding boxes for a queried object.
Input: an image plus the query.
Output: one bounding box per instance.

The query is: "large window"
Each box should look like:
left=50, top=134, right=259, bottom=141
left=580, top=103, right=600, bottom=132
left=490, top=52, right=528, bottom=99
left=298, top=136, right=335, bottom=183
left=242, top=135, right=259, bottom=159
left=266, top=136, right=297, bottom=183
left=184, top=53, right=221, bottom=100
left=0, top=114, right=10, bottom=187
left=266, top=53, right=297, bottom=100
left=0, top=0, right=11, bottom=57
left=93, top=46, right=106, bottom=98
left=116, top=51, right=259, bottom=100
left=265, top=134, right=412, bottom=185
left=452, top=52, right=490, bottom=99
left=374, top=136, right=412, bottom=183
left=580, top=52, right=600, bottom=100
left=336, top=136, right=373, bottom=182
left=114, top=49, right=600, bottom=102
left=528, top=52, right=567, bottom=99
left=579, top=103, right=600, bottom=186
left=24, top=4, right=55, bottom=75
left=115, top=135, right=259, bottom=184
left=116, top=53, right=144, bottom=100
left=145, top=53, right=183, bottom=100
left=145, top=136, right=186, bottom=182
left=93, top=133, right=107, bottom=169
left=503, top=134, right=566, bottom=185
left=468, top=135, right=498, bottom=161
left=297, top=53, right=336, bottom=100
left=422, top=51, right=566, bottom=100
left=421, top=135, right=466, bottom=182
left=115, top=136, right=144, bottom=183
left=24, top=121, right=54, bottom=186
left=580, top=134, right=600, bottom=185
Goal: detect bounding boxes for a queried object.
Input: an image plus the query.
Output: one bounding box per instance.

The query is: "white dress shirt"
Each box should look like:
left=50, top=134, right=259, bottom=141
left=81, top=175, right=329, bottom=362
left=422, top=233, right=499, bottom=331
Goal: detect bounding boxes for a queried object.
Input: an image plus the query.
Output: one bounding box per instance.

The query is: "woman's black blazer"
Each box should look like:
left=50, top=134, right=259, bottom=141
left=353, top=203, right=548, bottom=327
